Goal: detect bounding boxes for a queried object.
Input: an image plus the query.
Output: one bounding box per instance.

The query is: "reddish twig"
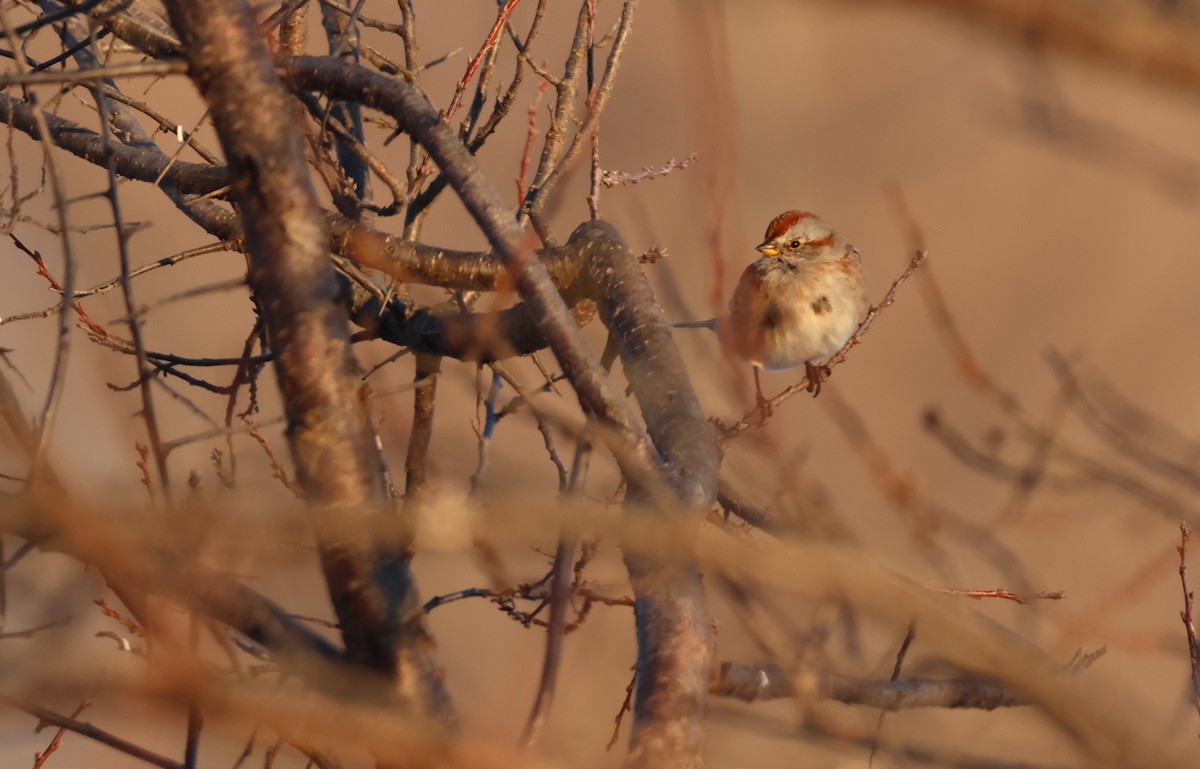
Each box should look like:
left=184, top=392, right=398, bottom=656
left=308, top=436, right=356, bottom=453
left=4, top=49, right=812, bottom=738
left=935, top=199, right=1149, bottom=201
left=443, top=0, right=523, bottom=121
left=1178, top=524, right=1200, bottom=725
left=134, top=443, right=156, bottom=506
left=94, top=598, right=145, bottom=637
left=521, top=441, right=592, bottom=747
left=515, top=75, right=548, bottom=204
left=10, top=235, right=107, bottom=338
left=606, top=664, right=637, bottom=751
left=243, top=418, right=300, bottom=496
left=31, top=697, right=92, bottom=769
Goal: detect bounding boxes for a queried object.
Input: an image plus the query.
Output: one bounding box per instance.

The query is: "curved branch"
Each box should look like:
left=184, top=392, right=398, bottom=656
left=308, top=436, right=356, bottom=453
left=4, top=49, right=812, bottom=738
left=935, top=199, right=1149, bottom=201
left=0, top=92, right=595, bottom=361
left=0, top=94, right=228, bottom=195
left=280, top=55, right=651, bottom=471
left=346, top=281, right=598, bottom=363
left=572, top=221, right=718, bottom=769
left=75, top=0, right=182, bottom=57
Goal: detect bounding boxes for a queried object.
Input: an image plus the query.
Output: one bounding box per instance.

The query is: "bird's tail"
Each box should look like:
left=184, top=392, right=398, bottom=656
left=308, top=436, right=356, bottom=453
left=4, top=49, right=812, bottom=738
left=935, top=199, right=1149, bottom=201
left=672, top=318, right=719, bottom=330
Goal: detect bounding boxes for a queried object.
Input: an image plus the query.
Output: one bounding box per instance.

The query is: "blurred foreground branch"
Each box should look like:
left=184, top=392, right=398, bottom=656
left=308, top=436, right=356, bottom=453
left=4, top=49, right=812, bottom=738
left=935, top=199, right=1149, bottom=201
left=867, top=0, right=1200, bottom=92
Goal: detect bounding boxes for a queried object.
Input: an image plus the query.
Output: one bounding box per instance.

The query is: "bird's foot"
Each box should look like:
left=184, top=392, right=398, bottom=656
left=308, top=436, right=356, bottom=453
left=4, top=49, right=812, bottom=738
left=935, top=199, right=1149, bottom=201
left=805, top=362, right=831, bottom=397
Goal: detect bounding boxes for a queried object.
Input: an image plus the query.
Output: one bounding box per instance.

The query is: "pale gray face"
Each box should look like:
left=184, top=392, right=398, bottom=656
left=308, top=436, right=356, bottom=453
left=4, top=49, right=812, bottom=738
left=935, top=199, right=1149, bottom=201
left=757, top=216, right=838, bottom=261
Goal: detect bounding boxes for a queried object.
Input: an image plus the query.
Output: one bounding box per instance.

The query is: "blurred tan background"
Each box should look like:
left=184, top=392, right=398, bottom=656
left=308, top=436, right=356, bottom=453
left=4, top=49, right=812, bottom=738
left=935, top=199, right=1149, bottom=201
left=2, top=0, right=1200, bottom=766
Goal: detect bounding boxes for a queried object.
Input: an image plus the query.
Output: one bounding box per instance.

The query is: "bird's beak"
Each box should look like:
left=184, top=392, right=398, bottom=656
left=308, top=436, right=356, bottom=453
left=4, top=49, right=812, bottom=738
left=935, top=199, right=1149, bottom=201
left=756, top=242, right=779, bottom=257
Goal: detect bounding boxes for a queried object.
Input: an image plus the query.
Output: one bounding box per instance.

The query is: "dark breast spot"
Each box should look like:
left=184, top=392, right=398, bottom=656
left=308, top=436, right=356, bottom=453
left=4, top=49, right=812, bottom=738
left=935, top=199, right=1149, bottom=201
left=812, top=296, right=832, bottom=315
left=762, top=302, right=784, bottom=329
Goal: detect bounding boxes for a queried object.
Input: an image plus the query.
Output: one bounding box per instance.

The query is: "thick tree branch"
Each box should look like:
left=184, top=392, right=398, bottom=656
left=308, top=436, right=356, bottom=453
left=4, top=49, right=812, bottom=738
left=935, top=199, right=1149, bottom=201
left=160, top=0, right=452, bottom=722
left=573, top=221, right=718, bottom=769
left=0, top=94, right=227, bottom=195
left=327, top=215, right=584, bottom=291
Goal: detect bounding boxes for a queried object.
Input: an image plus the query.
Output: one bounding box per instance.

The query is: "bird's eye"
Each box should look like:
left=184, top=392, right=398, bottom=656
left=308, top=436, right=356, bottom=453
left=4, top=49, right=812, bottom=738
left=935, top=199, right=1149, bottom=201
left=788, top=239, right=802, bottom=250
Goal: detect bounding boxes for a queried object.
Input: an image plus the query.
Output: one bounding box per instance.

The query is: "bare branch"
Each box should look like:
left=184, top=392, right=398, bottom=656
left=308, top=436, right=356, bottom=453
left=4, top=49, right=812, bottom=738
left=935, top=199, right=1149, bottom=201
left=7, top=697, right=184, bottom=769
left=161, top=0, right=452, bottom=721
left=711, top=662, right=1027, bottom=710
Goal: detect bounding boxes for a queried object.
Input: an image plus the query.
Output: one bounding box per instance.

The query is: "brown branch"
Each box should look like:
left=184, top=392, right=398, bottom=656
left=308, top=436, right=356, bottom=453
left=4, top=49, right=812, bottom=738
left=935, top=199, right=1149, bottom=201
left=520, top=441, right=591, bottom=747
left=401, top=354, right=439, bottom=517
left=520, top=1, right=592, bottom=230
left=0, top=95, right=230, bottom=196
left=73, top=19, right=172, bottom=492
left=161, top=0, right=452, bottom=722
left=527, top=0, right=640, bottom=223
left=711, top=662, right=1027, bottom=710
left=924, top=407, right=1200, bottom=524
left=1047, top=352, right=1200, bottom=494
left=574, top=221, right=718, bottom=769
left=31, top=696, right=91, bottom=769
left=0, top=59, right=185, bottom=86
left=343, top=273, right=597, bottom=363
left=9, top=697, right=183, bottom=769
left=715, top=483, right=787, bottom=535
left=281, top=56, right=653, bottom=476
left=72, top=0, right=182, bottom=58
left=0, top=375, right=353, bottom=696
left=0, top=14, right=78, bottom=487
left=326, top=214, right=583, bottom=291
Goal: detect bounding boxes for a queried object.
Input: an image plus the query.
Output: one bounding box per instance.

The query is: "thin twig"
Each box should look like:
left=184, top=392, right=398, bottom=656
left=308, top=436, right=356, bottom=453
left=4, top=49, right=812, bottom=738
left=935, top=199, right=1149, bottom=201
left=0, top=59, right=186, bottom=86
left=31, top=696, right=92, bottom=769
left=442, top=0, right=523, bottom=122
left=0, top=17, right=79, bottom=486
left=520, top=440, right=591, bottom=746
left=7, top=698, right=185, bottom=769
left=869, top=625, right=915, bottom=768
left=601, top=153, right=698, bottom=187
left=86, top=27, right=170, bottom=492
left=1178, top=524, right=1200, bottom=725
left=939, top=588, right=1065, bottom=604
left=606, top=664, right=637, bottom=751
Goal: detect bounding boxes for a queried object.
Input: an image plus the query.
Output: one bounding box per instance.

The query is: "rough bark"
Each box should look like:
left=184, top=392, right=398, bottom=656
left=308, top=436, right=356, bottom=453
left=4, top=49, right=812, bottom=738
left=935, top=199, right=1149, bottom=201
left=160, top=0, right=453, bottom=723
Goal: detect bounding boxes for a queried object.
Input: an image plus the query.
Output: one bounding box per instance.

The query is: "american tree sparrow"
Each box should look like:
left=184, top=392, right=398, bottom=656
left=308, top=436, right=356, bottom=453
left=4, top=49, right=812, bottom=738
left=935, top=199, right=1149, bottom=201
left=677, top=211, right=868, bottom=402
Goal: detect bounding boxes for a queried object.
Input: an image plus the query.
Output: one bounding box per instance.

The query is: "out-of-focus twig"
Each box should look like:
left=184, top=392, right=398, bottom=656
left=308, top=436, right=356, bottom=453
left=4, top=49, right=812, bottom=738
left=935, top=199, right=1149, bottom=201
left=865, top=0, right=1200, bottom=94
left=11, top=696, right=183, bottom=769
left=939, top=588, right=1065, bottom=604
left=711, top=661, right=1026, bottom=709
